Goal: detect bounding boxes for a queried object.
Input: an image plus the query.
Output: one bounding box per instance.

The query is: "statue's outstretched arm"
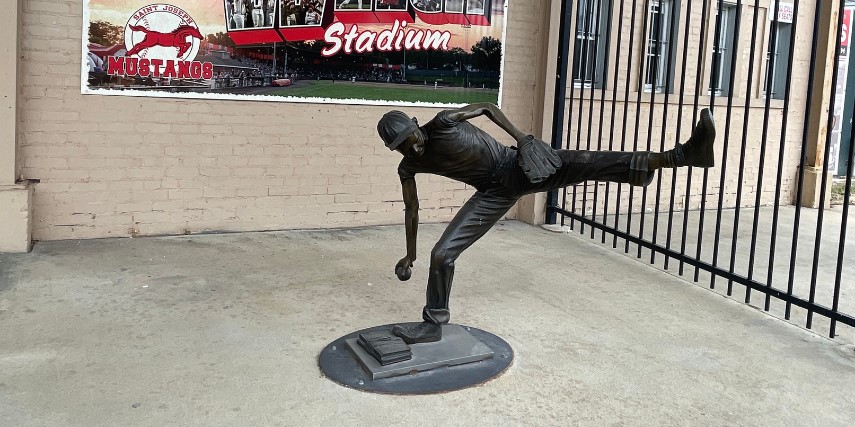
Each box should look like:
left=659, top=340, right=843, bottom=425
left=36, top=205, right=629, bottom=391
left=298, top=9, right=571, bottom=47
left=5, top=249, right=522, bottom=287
left=446, top=103, right=528, bottom=144
left=450, top=103, right=562, bottom=184
left=395, top=177, right=418, bottom=281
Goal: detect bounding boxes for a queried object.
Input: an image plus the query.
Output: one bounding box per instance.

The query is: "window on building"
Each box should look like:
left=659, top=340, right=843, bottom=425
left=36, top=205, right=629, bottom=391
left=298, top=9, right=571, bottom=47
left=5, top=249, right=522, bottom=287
left=709, top=3, right=738, bottom=96
left=763, top=20, right=793, bottom=100
left=573, top=0, right=612, bottom=88
left=643, top=0, right=678, bottom=93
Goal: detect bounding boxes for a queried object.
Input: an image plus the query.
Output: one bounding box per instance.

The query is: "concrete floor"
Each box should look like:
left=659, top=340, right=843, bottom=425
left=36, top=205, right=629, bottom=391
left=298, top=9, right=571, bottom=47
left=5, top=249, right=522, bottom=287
left=565, top=204, right=855, bottom=342
left=1, top=221, right=854, bottom=426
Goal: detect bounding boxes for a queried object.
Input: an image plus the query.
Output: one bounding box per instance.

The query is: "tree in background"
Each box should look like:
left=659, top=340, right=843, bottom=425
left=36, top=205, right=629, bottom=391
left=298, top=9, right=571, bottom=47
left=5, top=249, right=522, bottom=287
left=471, top=36, right=501, bottom=72
left=88, top=21, right=123, bottom=46
left=448, top=47, right=468, bottom=69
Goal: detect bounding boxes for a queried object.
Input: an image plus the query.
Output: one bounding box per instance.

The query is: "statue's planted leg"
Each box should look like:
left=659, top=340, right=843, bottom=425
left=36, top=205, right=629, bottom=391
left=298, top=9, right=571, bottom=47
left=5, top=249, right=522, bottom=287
left=393, top=190, right=517, bottom=344
left=392, top=321, right=442, bottom=344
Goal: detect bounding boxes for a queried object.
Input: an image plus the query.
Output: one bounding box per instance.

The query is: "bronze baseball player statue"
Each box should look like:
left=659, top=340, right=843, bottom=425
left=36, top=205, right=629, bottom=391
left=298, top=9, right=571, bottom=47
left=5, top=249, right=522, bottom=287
left=377, top=103, right=716, bottom=344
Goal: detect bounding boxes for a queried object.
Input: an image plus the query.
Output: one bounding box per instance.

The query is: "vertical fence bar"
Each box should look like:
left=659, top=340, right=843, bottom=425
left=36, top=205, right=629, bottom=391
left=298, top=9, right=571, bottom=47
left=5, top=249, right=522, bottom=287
left=785, top=0, right=823, bottom=320
left=595, top=0, right=615, bottom=242
left=637, top=0, right=664, bottom=258
left=614, top=0, right=641, bottom=249
left=546, top=0, right=575, bottom=225
left=831, top=110, right=855, bottom=337
left=566, top=0, right=588, bottom=229
left=806, top=0, right=846, bottom=330
left=666, top=0, right=693, bottom=271
left=668, top=2, right=693, bottom=274
left=709, top=0, right=742, bottom=291
left=650, top=0, right=680, bottom=264
left=681, top=0, right=711, bottom=276
left=727, top=0, right=763, bottom=298
left=626, top=0, right=652, bottom=254
left=708, top=0, right=725, bottom=112
left=692, top=0, right=720, bottom=282
left=765, top=0, right=800, bottom=311
left=561, top=0, right=582, bottom=230
left=747, top=0, right=781, bottom=303
left=584, top=0, right=606, bottom=239
left=576, top=0, right=597, bottom=234
left=605, top=0, right=629, bottom=245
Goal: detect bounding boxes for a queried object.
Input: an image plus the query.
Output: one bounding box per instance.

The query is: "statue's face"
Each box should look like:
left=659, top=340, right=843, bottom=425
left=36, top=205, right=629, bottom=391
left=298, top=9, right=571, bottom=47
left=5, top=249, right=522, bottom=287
left=396, top=130, right=425, bottom=158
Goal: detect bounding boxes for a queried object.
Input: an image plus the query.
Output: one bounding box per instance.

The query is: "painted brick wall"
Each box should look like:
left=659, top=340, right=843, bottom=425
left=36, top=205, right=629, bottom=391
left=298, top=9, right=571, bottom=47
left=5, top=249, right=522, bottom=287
left=556, top=0, right=813, bottom=219
left=18, top=0, right=545, bottom=240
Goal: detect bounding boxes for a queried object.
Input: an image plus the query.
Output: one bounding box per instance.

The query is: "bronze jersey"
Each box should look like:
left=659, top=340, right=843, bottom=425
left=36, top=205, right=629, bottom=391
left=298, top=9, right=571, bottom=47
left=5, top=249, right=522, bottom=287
left=398, top=111, right=517, bottom=191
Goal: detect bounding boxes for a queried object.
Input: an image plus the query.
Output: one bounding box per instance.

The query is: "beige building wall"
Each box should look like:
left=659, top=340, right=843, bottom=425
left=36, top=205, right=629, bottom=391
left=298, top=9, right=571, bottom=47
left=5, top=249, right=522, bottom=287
left=6, top=0, right=838, bottom=248
left=0, top=0, right=35, bottom=253
left=15, top=0, right=549, bottom=242
left=554, top=0, right=819, bottom=219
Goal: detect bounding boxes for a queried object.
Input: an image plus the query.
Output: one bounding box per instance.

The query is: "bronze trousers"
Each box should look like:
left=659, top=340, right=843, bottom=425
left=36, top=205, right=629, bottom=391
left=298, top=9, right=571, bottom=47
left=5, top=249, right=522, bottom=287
left=422, top=150, right=654, bottom=324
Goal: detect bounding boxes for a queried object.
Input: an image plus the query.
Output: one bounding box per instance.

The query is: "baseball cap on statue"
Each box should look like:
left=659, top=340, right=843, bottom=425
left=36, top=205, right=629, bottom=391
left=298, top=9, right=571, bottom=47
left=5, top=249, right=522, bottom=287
left=377, top=111, right=419, bottom=150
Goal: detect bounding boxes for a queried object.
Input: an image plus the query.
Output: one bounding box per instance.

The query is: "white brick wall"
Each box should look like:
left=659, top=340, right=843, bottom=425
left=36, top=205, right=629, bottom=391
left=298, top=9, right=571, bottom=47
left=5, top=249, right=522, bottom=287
left=557, top=0, right=815, bottom=218
left=18, top=0, right=545, bottom=240
left=18, top=0, right=817, bottom=242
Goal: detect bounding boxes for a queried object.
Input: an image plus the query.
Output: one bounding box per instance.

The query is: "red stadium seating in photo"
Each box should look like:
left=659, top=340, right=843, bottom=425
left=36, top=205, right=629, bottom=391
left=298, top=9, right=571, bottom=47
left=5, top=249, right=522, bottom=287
left=335, top=0, right=380, bottom=24
left=224, top=0, right=492, bottom=44
left=463, top=0, right=492, bottom=26
left=410, top=0, right=446, bottom=25
left=445, top=0, right=492, bottom=26
left=276, top=1, right=336, bottom=41
left=374, top=0, right=416, bottom=23
left=228, top=29, right=283, bottom=44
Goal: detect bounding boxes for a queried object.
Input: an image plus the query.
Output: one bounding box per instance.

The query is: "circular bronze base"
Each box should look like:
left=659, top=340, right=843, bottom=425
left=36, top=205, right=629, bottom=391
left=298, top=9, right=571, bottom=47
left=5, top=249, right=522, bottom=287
left=318, top=323, right=513, bottom=395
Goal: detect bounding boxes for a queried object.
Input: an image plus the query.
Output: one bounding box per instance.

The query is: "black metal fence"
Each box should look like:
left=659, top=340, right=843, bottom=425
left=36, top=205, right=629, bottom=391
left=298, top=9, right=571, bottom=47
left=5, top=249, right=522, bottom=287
left=547, top=0, right=855, bottom=340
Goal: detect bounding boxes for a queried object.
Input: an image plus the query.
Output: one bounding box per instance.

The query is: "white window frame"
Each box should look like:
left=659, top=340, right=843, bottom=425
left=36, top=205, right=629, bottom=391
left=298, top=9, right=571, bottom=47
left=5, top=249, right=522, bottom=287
left=709, top=3, right=738, bottom=96
left=643, top=0, right=675, bottom=93
left=573, top=0, right=611, bottom=88
left=763, top=20, right=792, bottom=100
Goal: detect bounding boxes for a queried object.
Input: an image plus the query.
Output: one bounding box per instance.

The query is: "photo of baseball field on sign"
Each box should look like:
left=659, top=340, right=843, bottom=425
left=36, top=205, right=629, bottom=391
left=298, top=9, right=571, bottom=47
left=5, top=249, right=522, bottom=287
left=83, top=0, right=507, bottom=106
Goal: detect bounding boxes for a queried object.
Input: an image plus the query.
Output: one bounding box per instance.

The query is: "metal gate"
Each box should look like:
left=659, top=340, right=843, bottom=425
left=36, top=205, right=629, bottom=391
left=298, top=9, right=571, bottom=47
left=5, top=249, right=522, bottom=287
left=547, top=0, right=855, bottom=340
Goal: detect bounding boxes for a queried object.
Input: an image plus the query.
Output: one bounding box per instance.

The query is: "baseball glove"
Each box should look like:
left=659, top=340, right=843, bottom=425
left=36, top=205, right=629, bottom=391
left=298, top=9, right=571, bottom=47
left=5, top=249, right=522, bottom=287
left=517, top=135, right=562, bottom=183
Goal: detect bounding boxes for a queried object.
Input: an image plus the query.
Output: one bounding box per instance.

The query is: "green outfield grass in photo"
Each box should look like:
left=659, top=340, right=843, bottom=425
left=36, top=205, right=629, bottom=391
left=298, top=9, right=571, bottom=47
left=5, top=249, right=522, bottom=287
left=269, top=80, right=499, bottom=104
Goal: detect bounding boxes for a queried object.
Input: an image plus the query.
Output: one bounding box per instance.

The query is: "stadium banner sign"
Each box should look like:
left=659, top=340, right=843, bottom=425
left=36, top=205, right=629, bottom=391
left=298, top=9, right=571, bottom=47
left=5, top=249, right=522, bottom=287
left=82, top=0, right=508, bottom=107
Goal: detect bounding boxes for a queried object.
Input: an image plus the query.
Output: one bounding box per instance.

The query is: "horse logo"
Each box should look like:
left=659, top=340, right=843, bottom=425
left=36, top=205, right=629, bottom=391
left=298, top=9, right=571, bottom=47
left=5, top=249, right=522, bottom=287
left=126, top=24, right=203, bottom=58
left=124, top=4, right=204, bottom=63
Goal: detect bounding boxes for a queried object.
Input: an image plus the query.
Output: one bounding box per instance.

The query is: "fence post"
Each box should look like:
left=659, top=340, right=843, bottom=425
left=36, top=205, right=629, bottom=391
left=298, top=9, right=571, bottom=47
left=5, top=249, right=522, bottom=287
left=516, top=0, right=564, bottom=225
left=0, top=0, right=19, bottom=186
left=801, top=0, right=843, bottom=208
left=0, top=0, right=33, bottom=254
